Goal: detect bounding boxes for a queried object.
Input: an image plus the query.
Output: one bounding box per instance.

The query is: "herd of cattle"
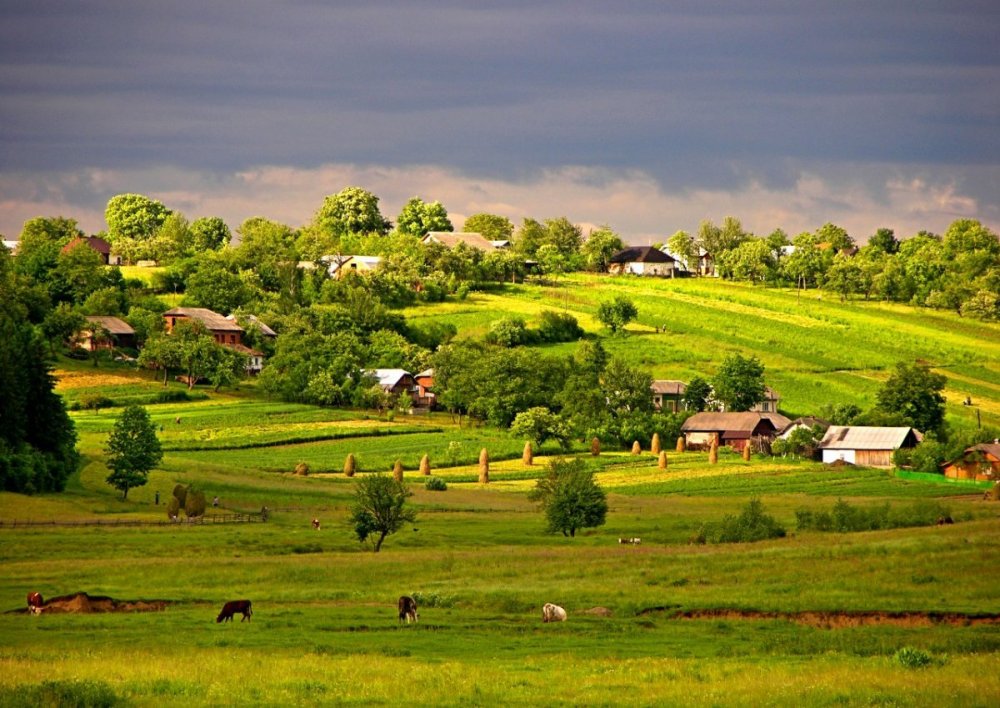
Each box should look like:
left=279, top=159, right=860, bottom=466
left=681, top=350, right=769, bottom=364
left=27, top=592, right=569, bottom=624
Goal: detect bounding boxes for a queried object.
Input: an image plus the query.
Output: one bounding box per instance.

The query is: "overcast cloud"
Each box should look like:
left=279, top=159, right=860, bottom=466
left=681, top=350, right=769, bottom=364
left=1, top=1, right=998, bottom=240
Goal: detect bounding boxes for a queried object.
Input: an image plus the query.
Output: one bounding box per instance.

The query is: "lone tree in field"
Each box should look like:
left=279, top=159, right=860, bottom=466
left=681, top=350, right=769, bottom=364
left=349, top=474, right=417, bottom=552
left=712, top=353, right=766, bottom=411
left=596, top=295, right=638, bottom=334
left=528, top=458, right=608, bottom=537
left=105, top=405, right=162, bottom=500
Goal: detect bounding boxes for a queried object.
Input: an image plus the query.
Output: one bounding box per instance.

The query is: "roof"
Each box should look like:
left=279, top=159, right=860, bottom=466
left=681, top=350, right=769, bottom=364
left=968, top=443, right=1000, bottom=459
left=84, top=316, right=134, bottom=336
left=416, top=368, right=434, bottom=379
left=163, top=308, right=243, bottom=332
left=609, top=246, right=675, bottom=264
left=778, top=417, right=831, bottom=436
left=227, top=343, right=264, bottom=357
left=651, top=380, right=686, bottom=395
left=421, top=232, right=496, bottom=251
left=681, top=412, right=780, bottom=435
left=818, top=426, right=921, bottom=451
left=763, top=386, right=780, bottom=400
left=62, top=236, right=111, bottom=255
left=225, top=314, right=276, bottom=337
left=366, top=369, right=413, bottom=388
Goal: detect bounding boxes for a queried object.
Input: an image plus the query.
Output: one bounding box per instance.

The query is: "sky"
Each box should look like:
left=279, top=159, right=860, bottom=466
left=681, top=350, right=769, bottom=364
left=1, top=0, right=998, bottom=243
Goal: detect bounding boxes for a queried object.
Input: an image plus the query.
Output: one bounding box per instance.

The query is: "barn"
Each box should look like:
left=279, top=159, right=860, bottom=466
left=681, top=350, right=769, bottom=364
left=817, top=426, right=922, bottom=468
left=680, top=411, right=789, bottom=452
left=941, top=442, right=1000, bottom=481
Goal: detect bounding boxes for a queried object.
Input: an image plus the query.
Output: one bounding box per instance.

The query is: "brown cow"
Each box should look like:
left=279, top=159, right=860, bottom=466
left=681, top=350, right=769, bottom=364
left=398, top=595, right=418, bottom=624
left=27, top=592, right=44, bottom=615
left=217, top=600, right=253, bottom=623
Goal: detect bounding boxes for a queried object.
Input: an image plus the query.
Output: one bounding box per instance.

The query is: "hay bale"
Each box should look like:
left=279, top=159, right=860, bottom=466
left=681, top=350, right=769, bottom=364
left=742, top=443, right=751, bottom=461
left=709, top=440, right=718, bottom=464
left=166, top=496, right=180, bottom=520
left=479, top=447, right=490, bottom=484
left=676, top=436, right=685, bottom=453
left=590, top=437, right=601, bottom=456
left=651, top=433, right=661, bottom=455
left=658, top=450, right=668, bottom=470
left=631, top=440, right=641, bottom=455
left=172, top=484, right=187, bottom=507
left=393, top=459, right=404, bottom=482
left=344, top=453, right=356, bottom=477
left=294, top=462, right=310, bottom=476
left=185, top=489, right=207, bottom=518
left=419, top=454, right=431, bottom=476
left=522, top=441, right=534, bottom=466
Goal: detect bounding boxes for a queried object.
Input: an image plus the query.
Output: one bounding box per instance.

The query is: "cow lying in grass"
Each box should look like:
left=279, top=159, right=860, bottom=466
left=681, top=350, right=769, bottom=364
left=217, top=600, right=253, bottom=623
left=542, top=603, right=567, bottom=623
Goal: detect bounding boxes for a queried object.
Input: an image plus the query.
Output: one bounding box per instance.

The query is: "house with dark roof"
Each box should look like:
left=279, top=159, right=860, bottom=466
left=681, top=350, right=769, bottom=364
left=941, top=442, right=1000, bottom=482
left=608, top=246, right=677, bottom=277
left=681, top=411, right=790, bottom=452
left=817, top=426, right=921, bottom=468
left=163, top=307, right=265, bottom=373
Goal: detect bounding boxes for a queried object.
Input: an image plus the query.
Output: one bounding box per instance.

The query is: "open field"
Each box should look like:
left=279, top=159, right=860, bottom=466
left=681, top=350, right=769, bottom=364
left=3, top=277, right=1000, bottom=705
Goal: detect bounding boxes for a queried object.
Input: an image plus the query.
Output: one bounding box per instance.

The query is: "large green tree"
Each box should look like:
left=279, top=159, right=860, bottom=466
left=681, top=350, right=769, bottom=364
left=580, top=226, right=624, bottom=272
left=875, top=363, right=947, bottom=437
left=528, top=458, right=608, bottom=537
left=712, top=353, right=766, bottom=411
left=350, top=473, right=417, bottom=552
left=463, top=213, right=514, bottom=242
left=313, top=186, right=391, bottom=239
left=104, top=405, right=162, bottom=500
left=105, top=194, right=169, bottom=243
left=190, top=216, right=232, bottom=251
left=396, top=197, right=452, bottom=236
left=596, top=295, right=638, bottom=333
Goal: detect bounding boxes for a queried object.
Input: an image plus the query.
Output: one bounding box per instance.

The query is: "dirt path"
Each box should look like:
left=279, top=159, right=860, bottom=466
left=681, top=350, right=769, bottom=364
left=669, top=608, right=1000, bottom=628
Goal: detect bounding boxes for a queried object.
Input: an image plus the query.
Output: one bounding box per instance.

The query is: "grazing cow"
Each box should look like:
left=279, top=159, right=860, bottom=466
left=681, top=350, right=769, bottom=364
left=216, top=600, right=253, bottom=623
left=311, top=518, right=321, bottom=530
left=542, top=603, right=567, bottom=623
left=27, top=592, right=44, bottom=615
left=398, top=595, right=418, bottom=624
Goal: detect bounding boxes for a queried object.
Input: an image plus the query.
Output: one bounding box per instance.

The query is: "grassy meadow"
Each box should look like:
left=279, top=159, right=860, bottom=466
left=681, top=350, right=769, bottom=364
left=2, top=276, right=1000, bottom=705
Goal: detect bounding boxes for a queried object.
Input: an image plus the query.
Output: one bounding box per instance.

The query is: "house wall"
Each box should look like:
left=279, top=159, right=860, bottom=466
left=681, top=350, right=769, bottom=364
left=684, top=431, right=719, bottom=449
left=822, top=449, right=857, bottom=465
left=626, top=262, right=674, bottom=276
left=856, top=450, right=894, bottom=468
left=942, top=459, right=999, bottom=481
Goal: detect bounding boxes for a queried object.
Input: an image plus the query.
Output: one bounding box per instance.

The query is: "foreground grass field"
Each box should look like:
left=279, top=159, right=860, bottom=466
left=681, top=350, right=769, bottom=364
left=3, top=277, right=1000, bottom=705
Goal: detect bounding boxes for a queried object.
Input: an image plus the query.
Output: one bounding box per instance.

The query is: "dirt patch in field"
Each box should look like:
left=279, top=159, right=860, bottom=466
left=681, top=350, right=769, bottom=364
left=10, top=592, right=171, bottom=614
left=669, top=608, right=1000, bottom=628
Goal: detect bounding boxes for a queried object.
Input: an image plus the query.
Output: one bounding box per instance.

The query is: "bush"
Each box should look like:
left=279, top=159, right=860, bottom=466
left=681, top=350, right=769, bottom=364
left=154, top=390, right=192, bottom=403
left=0, top=679, right=124, bottom=707
left=796, top=499, right=951, bottom=532
left=485, top=316, right=531, bottom=347
left=895, top=646, right=933, bottom=669
left=715, top=498, right=786, bottom=543
left=425, top=476, right=447, bottom=491
left=80, top=394, right=114, bottom=412
left=536, top=310, right=583, bottom=343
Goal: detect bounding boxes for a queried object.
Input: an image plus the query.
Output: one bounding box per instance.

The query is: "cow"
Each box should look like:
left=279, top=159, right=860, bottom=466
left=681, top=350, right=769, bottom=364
left=311, top=518, right=321, bottom=530
left=216, top=600, right=253, bottom=623
left=618, top=537, right=641, bottom=545
left=27, top=592, right=44, bottom=615
left=398, top=595, right=418, bottom=624
left=542, top=603, right=567, bottom=623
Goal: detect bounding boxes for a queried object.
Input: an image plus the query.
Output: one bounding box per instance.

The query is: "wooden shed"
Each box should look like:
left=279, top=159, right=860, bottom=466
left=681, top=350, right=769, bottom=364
left=818, top=426, right=921, bottom=468
left=941, top=442, right=1000, bottom=481
left=680, top=411, right=788, bottom=452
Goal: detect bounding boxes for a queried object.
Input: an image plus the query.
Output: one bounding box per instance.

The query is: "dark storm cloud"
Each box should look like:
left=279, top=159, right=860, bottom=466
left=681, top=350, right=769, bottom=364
left=0, top=1, right=998, bottom=195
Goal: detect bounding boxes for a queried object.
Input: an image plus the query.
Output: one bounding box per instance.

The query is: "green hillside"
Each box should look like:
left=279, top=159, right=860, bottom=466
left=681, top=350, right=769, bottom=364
left=404, top=274, right=1000, bottom=429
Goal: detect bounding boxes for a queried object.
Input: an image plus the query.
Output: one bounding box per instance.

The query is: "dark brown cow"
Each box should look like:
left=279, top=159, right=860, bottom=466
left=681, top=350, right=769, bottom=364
left=398, top=595, right=418, bottom=624
left=217, top=600, right=253, bottom=623
left=27, top=592, right=44, bottom=614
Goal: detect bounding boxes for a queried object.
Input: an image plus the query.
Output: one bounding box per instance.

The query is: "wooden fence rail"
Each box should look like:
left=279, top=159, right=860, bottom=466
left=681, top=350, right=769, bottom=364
left=0, top=513, right=266, bottom=529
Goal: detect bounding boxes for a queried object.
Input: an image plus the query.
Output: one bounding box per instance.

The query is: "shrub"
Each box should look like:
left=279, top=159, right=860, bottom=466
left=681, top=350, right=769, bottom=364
left=154, top=390, right=192, bottom=403
left=80, top=394, right=114, bottom=412
left=796, top=499, right=950, bottom=532
left=895, top=646, right=933, bottom=669
left=536, top=310, right=583, bottom=343
left=425, top=477, right=447, bottom=491
left=716, top=498, right=786, bottom=543
left=0, top=679, right=124, bottom=707
left=485, top=316, right=530, bottom=347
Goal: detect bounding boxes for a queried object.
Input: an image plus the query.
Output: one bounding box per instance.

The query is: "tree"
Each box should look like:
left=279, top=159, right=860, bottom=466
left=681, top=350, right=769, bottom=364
left=596, top=295, right=638, bottom=333
left=510, top=407, right=572, bottom=449
left=869, top=227, right=899, bottom=254
left=313, top=186, right=391, bottom=239
left=190, top=216, right=231, bottom=251
left=349, top=473, right=417, bottom=552
left=150, top=212, right=194, bottom=263
left=682, top=376, right=713, bottom=412
left=396, top=197, right=453, bottom=236
left=666, top=230, right=699, bottom=272
left=717, top=238, right=775, bottom=283
left=543, top=217, right=583, bottom=257
left=41, top=302, right=86, bottom=353
left=580, top=226, right=624, bottom=272
left=815, top=222, right=854, bottom=253
left=105, top=194, right=169, bottom=243
left=463, top=213, right=514, bottom=242
left=875, top=363, right=947, bottom=437
left=712, top=353, right=766, bottom=411
left=528, top=458, right=608, bottom=537
left=104, top=405, right=162, bottom=500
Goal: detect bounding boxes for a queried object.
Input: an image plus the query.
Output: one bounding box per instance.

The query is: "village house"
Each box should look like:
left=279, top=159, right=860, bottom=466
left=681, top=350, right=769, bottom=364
left=751, top=387, right=781, bottom=413
left=61, top=235, right=115, bottom=265
left=421, top=231, right=498, bottom=252
left=322, top=255, right=383, bottom=277
left=414, top=368, right=436, bottom=408
left=78, top=316, right=136, bottom=351
left=941, top=442, right=1000, bottom=481
left=608, top=246, right=677, bottom=277
left=366, top=369, right=418, bottom=404
left=162, top=307, right=266, bottom=374
left=651, top=380, right=687, bottom=412
left=661, top=246, right=715, bottom=276
left=681, top=411, right=791, bottom=452
left=817, top=426, right=922, bottom=468
left=777, top=416, right=831, bottom=439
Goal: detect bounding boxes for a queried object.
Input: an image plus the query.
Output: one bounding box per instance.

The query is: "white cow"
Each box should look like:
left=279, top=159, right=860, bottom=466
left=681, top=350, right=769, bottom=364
left=542, top=603, right=567, bottom=623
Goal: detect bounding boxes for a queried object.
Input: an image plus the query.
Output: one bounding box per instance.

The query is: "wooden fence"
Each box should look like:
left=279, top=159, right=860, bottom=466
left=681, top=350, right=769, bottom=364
left=0, top=513, right=266, bottom=529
